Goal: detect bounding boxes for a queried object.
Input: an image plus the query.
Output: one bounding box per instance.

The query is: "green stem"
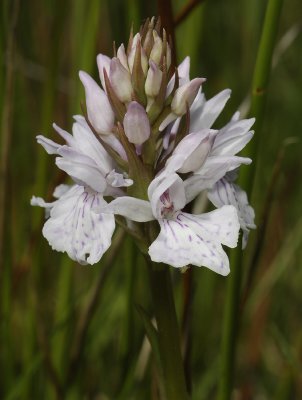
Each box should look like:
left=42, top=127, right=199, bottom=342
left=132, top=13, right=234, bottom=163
left=217, top=0, right=283, bottom=399
left=240, top=0, right=284, bottom=196
left=217, top=248, right=243, bottom=400
left=149, top=263, right=190, bottom=400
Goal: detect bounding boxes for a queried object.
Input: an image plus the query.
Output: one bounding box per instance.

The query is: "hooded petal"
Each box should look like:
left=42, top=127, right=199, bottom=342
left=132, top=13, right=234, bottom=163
left=35, top=185, right=115, bottom=265
left=171, top=78, right=205, bottom=116
left=148, top=173, right=186, bottom=219
left=165, top=129, right=217, bottom=173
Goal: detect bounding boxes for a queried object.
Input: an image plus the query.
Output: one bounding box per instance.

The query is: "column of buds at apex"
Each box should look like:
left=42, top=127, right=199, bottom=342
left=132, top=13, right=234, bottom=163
left=31, top=17, right=256, bottom=274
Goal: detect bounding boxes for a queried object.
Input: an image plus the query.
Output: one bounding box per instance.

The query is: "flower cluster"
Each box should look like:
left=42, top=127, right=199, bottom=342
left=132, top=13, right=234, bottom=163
left=31, top=18, right=255, bottom=275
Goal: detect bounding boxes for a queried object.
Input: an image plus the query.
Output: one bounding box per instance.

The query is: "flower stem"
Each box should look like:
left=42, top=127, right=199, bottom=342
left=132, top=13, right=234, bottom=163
left=149, top=263, right=190, bottom=400
left=217, top=0, right=283, bottom=399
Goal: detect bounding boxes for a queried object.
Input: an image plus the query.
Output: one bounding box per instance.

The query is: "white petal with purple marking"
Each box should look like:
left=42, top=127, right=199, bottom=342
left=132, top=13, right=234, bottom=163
left=148, top=206, right=239, bottom=275
left=148, top=173, right=186, bottom=219
left=35, top=185, right=115, bottom=265
left=208, top=178, right=256, bottom=248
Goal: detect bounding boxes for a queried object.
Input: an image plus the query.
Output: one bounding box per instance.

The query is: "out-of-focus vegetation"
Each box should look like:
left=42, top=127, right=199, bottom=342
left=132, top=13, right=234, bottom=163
left=1, top=0, right=301, bottom=399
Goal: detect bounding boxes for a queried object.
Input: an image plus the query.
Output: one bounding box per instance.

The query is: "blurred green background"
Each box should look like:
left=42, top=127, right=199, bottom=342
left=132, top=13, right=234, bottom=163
left=1, top=0, right=302, bottom=399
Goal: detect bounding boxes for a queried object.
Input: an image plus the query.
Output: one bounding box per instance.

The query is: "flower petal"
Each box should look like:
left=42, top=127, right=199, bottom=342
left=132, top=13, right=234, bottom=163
left=102, top=197, right=154, bottom=222
left=184, top=155, right=252, bottom=203
left=71, top=119, right=113, bottom=172
left=190, top=89, right=231, bottom=131
left=79, top=70, right=115, bottom=134
left=212, top=117, right=255, bottom=156
left=180, top=205, right=240, bottom=248
left=36, top=135, right=60, bottom=154
left=53, top=123, right=75, bottom=146
left=166, top=57, right=190, bottom=97
left=56, top=147, right=107, bottom=193
left=148, top=173, right=186, bottom=218
left=96, top=53, right=111, bottom=90
left=166, top=129, right=217, bottom=173
left=105, top=170, right=133, bottom=188
left=148, top=216, right=230, bottom=275
left=208, top=178, right=256, bottom=248
left=41, top=185, right=115, bottom=265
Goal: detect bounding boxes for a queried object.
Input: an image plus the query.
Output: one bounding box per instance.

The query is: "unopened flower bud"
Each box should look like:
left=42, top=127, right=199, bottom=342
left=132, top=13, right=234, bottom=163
left=128, top=34, right=148, bottom=75
left=145, top=60, right=162, bottom=98
left=79, top=71, right=114, bottom=134
left=110, top=58, right=133, bottom=103
left=96, top=54, right=111, bottom=91
left=123, top=101, right=151, bottom=145
left=149, top=31, right=163, bottom=65
left=117, top=44, right=129, bottom=70
left=171, top=78, right=205, bottom=116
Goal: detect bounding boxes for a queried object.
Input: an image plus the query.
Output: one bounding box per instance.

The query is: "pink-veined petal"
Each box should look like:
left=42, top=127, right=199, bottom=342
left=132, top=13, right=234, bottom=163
left=180, top=205, right=240, bottom=248
left=40, top=185, right=115, bottom=265
left=148, top=215, right=230, bottom=275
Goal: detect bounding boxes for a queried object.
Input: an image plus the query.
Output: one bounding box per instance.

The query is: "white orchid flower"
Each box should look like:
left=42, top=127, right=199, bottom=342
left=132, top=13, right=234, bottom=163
left=102, top=173, right=240, bottom=275
left=31, top=185, right=115, bottom=265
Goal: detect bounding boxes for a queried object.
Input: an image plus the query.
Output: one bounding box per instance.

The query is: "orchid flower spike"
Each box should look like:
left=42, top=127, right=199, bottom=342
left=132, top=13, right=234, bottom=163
left=32, top=17, right=255, bottom=272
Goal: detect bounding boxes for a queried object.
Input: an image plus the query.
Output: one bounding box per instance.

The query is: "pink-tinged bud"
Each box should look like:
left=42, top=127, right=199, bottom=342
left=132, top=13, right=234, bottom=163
left=110, top=58, right=133, bottom=103
left=79, top=70, right=114, bottom=134
left=123, top=101, right=151, bottom=145
left=145, top=60, right=162, bottom=98
left=117, top=44, right=129, bottom=70
left=149, top=31, right=163, bottom=64
left=171, top=78, right=205, bottom=116
left=128, top=34, right=148, bottom=75
left=96, top=54, right=111, bottom=91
